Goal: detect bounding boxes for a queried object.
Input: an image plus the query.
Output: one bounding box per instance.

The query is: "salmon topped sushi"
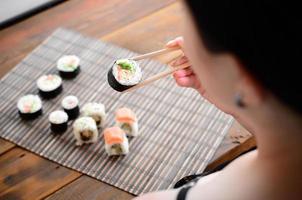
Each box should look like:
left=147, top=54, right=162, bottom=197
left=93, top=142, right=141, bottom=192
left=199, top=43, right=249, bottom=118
left=104, top=127, right=129, bottom=156
left=115, top=107, right=139, bottom=137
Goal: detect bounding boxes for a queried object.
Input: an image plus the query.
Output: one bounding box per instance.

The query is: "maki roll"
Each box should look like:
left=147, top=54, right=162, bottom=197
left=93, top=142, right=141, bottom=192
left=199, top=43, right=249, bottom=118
left=61, top=95, right=79, bottom=120
left=107, top=59, right=142, bottom=92
left=73, top=117, right=98, bottom=146
left=37, top=74, right=62, bottom=99
left=49, top=110, right=68, bottom=133
left=115, top=107, right=139, bottom=137
left=57, top=55, right=81, bottom=79
left=17, top=94, right=42, bottom=120
left=81, top=102, right=106, bottom=127
left=104, top=127, right=129, bottom=156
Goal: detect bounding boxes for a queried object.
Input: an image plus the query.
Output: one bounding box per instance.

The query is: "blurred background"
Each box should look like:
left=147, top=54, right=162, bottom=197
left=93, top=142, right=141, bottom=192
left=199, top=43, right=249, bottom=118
left=0, top=0, right=64, bottom=29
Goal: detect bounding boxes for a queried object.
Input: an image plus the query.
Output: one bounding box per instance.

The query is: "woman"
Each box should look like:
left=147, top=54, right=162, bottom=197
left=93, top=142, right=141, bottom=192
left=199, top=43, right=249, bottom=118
left=135, top=1, right=302, bottom=200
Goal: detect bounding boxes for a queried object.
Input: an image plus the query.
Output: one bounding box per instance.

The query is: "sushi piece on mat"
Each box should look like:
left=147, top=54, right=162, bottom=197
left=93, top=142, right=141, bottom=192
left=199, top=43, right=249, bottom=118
left=17, top=94, right=42, bottom=120
left=37, top=74, right=62, bottom=99
left=104, top=127, right=129, bottom=156
left=107, top=59, right=142, bottom=92
left=61, top=95, right=79, bottom=120
left=49, top=110, right=68, bottom=133
left=73, top=117, right=98, bottom=146
left=81, top=102, right=106, bottom=127
left=57, top=55, right=81, bottom=79
left=115, top=107, right=139, bottom=137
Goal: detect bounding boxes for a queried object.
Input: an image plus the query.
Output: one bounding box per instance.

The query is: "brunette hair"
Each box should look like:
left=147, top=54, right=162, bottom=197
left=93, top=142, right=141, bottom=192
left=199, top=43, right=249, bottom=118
left=186, top=1, right=301, bottom=113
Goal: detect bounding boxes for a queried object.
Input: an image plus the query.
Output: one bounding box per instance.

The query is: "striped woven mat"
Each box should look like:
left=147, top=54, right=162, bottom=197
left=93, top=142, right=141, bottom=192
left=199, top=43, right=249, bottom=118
left=0, top=28, right=233, bottom=195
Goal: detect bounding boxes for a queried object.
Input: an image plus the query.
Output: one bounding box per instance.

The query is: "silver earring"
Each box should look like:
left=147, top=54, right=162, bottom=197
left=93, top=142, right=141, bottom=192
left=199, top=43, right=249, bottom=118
left=234, top=92, right=245, bottom=108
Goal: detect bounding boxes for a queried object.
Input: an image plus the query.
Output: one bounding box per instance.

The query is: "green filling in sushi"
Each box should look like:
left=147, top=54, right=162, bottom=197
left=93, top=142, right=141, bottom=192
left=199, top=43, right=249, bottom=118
left=116, top=59, right=135, bottom=71
left=112, top=59, right=142, bottom=86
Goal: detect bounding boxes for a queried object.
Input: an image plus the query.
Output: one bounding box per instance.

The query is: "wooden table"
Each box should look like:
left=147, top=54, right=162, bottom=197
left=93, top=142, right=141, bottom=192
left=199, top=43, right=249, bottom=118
left=0, top=1, right=256, bottom=199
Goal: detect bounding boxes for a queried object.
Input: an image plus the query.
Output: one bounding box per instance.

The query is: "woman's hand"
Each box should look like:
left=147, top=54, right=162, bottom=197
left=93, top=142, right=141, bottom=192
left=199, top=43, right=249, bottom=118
left=166, top=37, right=207, bottom=96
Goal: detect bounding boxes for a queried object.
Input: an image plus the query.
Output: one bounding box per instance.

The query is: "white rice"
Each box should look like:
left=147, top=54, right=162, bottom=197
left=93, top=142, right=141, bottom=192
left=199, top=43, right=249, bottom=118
left=37, top=74, right=62, bottom=92
left=112, top=59, right=142, bottom=86
left=57, top=55, right=80, bottom=72
left=81, top=102, right=106, bottom=127
left=61, top=95, right=79, bottom=110
left=73, top=116, right=98, bottom=146
left=116, top=121, right=139, bottom=137
left=17, top=94, right=42, bottom=113
left=49, top=110, right=68, bottom=124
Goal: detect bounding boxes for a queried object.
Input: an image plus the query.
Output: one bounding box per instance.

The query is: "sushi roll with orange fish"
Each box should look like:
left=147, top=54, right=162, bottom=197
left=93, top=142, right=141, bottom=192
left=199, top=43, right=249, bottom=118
left=115, top=107, right=139, bottom=137
left=104, top=127, right=129, bottom=156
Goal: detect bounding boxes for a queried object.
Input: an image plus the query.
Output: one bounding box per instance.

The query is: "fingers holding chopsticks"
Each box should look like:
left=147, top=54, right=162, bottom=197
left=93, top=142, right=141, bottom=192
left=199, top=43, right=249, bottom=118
left=170, top=55, right=188, bottom=66
left=166, top=37, right=201, bottom=90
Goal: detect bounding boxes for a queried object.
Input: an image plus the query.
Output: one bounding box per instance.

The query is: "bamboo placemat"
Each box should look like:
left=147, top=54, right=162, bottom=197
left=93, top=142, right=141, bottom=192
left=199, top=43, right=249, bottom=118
left=0, top=28, right=233, bottom=195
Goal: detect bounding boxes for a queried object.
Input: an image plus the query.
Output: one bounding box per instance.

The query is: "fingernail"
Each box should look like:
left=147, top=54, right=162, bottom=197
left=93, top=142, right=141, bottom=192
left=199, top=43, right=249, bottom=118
left=166, top=40, right=176, bottom=47
left=175, top=36, right=183, bottom=41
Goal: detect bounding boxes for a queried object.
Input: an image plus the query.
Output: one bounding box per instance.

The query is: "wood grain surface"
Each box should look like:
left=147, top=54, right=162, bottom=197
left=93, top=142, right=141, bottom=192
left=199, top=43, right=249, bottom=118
left=0, top=0, right=255, bottom=199
left=45, top=176, right=133, bottom=200
left=0, top=140, right=15, bottom=156
left=0, top=148, right=81, bottom=200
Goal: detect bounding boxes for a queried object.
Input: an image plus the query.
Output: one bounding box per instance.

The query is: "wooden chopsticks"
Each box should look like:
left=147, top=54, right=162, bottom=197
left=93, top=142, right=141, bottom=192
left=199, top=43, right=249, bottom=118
left=130, top=46, right=181, bottom=61
left=122, top=47, right=189, bottom=93
left=122, top=62, right=190, bottom=93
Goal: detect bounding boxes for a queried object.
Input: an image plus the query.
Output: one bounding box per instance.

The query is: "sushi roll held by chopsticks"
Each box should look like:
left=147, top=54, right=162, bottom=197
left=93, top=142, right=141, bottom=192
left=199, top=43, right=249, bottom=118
left=104, top=127, right=129, bottom=156
left=108, top=47, right=190, bottom=93
left=115, top=107, right=139, bottom=137
left=73, top=117, right=98, bottom=146
left=107, top=59, right=142, bottom=92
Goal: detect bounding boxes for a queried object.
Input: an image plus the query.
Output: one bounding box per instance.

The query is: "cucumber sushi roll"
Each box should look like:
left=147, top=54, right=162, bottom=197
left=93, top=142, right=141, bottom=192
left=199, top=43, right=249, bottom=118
left=57, top=55, right=81, bottom=79
left=37, top=74, right=63, bottom=99
left=81, top=102, right=106, bottom=127
left=115, top=107, right=139, bottom=137
left=73, top=116, right=98, bottom=146
left=49, top=110, right=68, bottom=133
left=61, top=95, right=79, bottom=120
left=107, top=59, right=142, bottom=92
left=17, top=94, right=42, bottom=120
left=104, top=127, right=129, bottom=156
